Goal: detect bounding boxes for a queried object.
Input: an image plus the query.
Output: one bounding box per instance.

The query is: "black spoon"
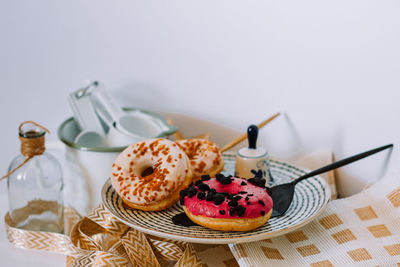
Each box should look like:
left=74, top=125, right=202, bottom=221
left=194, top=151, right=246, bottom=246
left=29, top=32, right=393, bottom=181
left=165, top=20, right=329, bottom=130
left=268, top=144, right=393, bottom=218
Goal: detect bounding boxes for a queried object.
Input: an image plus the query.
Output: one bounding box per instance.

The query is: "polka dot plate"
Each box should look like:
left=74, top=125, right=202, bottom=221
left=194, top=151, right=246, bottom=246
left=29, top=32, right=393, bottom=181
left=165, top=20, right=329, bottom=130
left=101, top=155, right=331, bottom=244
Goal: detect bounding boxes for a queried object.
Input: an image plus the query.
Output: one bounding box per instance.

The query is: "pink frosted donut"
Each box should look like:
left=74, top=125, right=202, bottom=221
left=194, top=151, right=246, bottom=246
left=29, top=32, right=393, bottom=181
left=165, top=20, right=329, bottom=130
left=175, top=138, right=224, bottom=180
left=111, top=138, right=192, bottom=211
left=181, top=175, right=273, bottom=231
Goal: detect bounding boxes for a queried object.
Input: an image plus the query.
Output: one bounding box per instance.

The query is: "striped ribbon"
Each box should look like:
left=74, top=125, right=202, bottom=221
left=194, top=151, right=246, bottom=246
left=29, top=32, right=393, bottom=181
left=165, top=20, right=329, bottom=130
left=4, top=203, right=202, bottom=266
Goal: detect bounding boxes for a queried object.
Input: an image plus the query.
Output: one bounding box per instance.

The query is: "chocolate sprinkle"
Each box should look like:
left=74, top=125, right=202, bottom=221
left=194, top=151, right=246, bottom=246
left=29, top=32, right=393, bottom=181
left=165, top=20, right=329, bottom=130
left=179, top=189, right=187, bottom=198
left=248, top=177, right=266, bottom=188
left=206, top=189, right=216, bottom=201
left=197, top=183, right=210, bottom=191
left=197, top=191, right=206, bottom=200
left=258, top=200, right=265, bottom=206
left=237, top=206, right=246, bottom=217
left=187, top=187, right=198, bottom=198
left=247, top=201, right=251, bottom=205
left=195, top=180, right=203, bottom=186
left=172, top=212, right=197, bottom=227
left=227, top=194, right=234, bottom=200
left=245, top=197, right=249, bottom=201
left=248, top=194, right=254, bottom=197
left=229, top=207, right=235, bottom=216
left=219, top=177, right=232, bottom=184
left=213, top=193, right=225, bottom=205
left=261, top=210, right=266, bottom=216
left=233, top=195, right=242, bottom=201
left=238, top=191, right=247, bottom=194
left=216, top=174, right=225, bottom=181
left=241, top=181, right=247, bottom=186
left=219, top=210, right=226, bottom=215
left=228, top=200, right=238, bottom=207
left=201, top=175, right=211, bottom=181
left=206, top=192, right=214, bottom=201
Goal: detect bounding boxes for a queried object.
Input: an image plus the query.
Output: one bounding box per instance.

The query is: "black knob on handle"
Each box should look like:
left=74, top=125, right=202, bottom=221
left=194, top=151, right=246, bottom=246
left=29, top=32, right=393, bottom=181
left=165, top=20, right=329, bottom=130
left=247, top=124, right=258, bottom=149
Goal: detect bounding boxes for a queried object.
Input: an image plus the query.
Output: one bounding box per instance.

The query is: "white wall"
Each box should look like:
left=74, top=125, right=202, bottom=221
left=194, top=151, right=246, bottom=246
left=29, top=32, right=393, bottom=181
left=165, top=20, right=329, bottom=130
left=1, top=0, right=399, bottom=197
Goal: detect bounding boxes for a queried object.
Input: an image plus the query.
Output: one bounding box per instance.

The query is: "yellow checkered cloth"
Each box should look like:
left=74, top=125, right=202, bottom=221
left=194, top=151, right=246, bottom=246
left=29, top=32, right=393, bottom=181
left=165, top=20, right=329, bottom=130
left=229, top=170, right=400, bottom=266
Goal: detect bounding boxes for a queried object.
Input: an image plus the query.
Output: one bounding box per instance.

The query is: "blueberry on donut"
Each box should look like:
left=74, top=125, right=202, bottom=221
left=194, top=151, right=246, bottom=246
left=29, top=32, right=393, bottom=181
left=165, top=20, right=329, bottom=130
left=175, top=139, right=224, bottom=181
left=180, top=175, right=273, bottom=231
left=111, top=138, right=192, bottom=211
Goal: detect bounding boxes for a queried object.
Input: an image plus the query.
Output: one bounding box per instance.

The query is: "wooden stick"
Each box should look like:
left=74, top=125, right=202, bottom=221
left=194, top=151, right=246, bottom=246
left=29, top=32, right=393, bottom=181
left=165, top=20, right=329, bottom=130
left=166, top=118, right=185, bottom=140
left=220, top=112, right=281, bottom=153
left=191, top=133, right=211, bottom=140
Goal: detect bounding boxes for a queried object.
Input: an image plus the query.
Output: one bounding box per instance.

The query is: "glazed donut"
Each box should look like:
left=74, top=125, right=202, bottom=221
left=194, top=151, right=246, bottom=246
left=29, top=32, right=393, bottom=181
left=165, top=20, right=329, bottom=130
left=111, top=138, right=192, bottom=211
left=180, top=175, right=272, bottom=231
left=175, top=138, right=224, bottom=181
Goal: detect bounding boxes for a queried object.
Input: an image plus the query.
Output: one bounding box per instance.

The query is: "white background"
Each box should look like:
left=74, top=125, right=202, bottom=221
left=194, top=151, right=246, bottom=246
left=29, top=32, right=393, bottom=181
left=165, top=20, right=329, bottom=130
left=1, top=0, right=399, bottom=195
left=0, top=1, right=400, bottom=265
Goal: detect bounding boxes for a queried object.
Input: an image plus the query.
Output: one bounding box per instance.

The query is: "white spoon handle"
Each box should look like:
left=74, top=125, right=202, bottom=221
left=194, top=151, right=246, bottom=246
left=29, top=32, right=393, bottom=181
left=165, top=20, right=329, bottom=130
left=90, top=82, right=124, bottom=125
left=68, top=86, right=104, bottom=134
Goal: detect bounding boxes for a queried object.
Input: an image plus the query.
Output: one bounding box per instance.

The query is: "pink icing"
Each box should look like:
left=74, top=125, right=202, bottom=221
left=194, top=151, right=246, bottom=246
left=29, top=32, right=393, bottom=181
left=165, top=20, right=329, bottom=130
left=184, top=177, right=273, bottom=219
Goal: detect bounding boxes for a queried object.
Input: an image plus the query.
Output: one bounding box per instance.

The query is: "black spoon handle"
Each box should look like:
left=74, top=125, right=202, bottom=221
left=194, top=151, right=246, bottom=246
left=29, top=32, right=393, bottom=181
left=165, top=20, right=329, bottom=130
left=294, top=144, right=393, bottom=185
left=247, top=125, right=258, bottom=149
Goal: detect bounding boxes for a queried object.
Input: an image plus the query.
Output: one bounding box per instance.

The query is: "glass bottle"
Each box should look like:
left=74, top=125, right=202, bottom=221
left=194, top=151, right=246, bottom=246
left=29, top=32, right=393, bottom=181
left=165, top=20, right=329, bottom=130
left=7, top=122, right=64, bottom=233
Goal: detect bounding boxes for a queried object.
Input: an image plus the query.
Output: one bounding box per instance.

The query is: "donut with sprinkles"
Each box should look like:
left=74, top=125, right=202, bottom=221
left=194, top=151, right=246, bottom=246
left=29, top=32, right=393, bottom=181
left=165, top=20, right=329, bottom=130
left=175, top=138, right=224, bottom=181
left=111, top=138, right=192, bottom=211
left=180, top=175, right=273, bottom=231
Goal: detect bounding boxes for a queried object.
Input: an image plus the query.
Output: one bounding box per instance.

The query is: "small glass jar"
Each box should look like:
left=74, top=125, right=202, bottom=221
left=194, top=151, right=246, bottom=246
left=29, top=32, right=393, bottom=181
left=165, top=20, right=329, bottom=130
left=235, top=124, right=272, bottom=184
left=7, top=122, right=64, bottom=233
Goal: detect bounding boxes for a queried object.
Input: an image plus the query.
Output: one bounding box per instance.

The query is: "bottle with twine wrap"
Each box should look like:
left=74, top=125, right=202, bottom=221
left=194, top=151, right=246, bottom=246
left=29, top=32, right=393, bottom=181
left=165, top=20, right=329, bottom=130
left=3, top=121, right=64, bottom=233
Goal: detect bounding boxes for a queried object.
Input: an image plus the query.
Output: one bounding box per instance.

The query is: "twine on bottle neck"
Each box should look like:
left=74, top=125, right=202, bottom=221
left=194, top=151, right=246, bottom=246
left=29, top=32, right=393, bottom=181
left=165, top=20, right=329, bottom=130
left=0, top=121, right=50, bottom=181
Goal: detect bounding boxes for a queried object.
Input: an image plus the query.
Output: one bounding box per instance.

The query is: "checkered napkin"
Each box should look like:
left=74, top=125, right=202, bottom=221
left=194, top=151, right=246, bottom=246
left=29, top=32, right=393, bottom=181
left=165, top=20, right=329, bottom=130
left=229, top=170, right=400, bottom=266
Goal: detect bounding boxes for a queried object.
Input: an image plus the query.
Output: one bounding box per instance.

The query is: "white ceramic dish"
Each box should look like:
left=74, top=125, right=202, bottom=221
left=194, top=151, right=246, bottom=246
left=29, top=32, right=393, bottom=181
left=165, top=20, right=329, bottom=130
left=101, top=154, right=331, bottom=244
